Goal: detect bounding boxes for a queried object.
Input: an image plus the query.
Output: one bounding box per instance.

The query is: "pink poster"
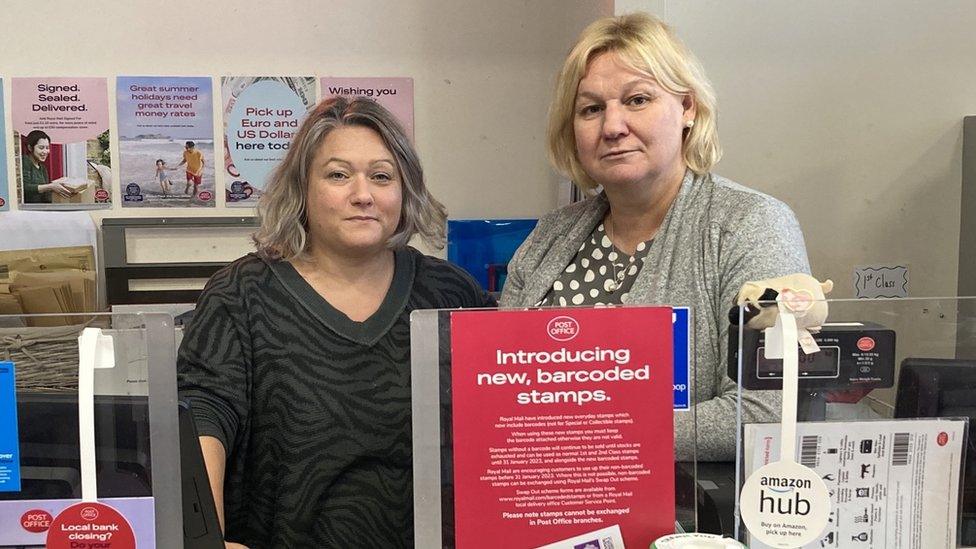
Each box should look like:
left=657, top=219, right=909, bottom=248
left=320, top=77, right=414, bottom=138
left=450, top=307, right=676, bottom=548
left=12, top=78, right=111, bottom=209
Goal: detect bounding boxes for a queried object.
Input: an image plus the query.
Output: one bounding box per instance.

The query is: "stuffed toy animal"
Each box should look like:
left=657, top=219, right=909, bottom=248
left=730, top=273, right=834, bottom=353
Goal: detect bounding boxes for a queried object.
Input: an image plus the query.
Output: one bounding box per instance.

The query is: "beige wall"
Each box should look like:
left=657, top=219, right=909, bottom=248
left=9, top=0, right=974, bottom=296
left=1, top=0, right=612, bottom=258
left=618, top=0, right=976, bottom=298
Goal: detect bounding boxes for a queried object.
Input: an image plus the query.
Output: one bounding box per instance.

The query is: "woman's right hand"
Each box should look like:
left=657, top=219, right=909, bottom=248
left=225, top=542, right=249, bottom=549
left=39, top=182, right=73, bottom=198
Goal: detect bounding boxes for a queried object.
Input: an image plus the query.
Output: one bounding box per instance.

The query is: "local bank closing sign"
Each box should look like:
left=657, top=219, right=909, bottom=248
left=450, top=307, right=675, bottom=548
left=45, top=501, right=136, bottom=548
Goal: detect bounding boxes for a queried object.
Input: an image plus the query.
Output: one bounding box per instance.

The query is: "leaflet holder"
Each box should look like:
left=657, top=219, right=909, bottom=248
left=733, top=297, right=976, bottom=547
left=410, top=305, right=699, bottom=548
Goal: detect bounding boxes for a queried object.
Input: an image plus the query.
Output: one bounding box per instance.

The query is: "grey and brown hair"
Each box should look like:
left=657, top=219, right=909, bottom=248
left=253, top=96, right=447, bottom=260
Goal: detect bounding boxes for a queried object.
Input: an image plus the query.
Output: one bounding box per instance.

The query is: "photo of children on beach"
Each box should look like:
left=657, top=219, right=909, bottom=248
left=117, top=76, right=215, bottom=207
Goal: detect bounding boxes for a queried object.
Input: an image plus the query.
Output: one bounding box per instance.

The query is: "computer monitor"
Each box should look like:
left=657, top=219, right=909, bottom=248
left=0, top=393, right=222, bottom=548
left=895, top=358, right=976, bottom=545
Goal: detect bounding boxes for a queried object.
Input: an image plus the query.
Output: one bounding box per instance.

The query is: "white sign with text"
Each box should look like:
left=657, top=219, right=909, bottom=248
left=854, top=265, right=909, bottom=298
left=743, top=419, right=966, bottom=548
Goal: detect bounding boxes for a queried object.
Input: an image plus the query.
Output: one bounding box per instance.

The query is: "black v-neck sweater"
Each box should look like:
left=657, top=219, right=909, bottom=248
left=177, top=248, right=494, bottom=547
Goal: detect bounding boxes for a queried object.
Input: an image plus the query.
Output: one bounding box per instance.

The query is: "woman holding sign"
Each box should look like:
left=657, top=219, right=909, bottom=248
left=178, top=97, right=494, bottom=547
left=501, top=13, right=810, bottom=461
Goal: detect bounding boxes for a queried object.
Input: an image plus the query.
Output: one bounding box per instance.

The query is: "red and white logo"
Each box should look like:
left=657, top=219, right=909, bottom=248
left=198, top=190, right=213, bottom=201
left=546, top=316, right=579, bottom=341
left=94, top=189, right=110, bottom=201
left=80, top=506, right=99, bottom=521
left=20, top=510, right=52, bottom=533
left=938, top=432, right=949, bottom=446
left=857, top=337, right=875, bottom=352
left=0, top=197, right=5, bottom=207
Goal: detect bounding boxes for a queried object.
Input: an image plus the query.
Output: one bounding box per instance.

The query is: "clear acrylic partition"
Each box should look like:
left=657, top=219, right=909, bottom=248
left=0, top=312, right=180, bottom=548
left=410, top=305, right=699, bottom=548
left=734, top=297, right=976, bottom=548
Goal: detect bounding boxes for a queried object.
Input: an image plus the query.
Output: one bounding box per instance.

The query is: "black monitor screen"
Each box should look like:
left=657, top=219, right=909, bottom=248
left=0, top=393, right=152, bottom=500
left=895, top=358, right=976, bottom=545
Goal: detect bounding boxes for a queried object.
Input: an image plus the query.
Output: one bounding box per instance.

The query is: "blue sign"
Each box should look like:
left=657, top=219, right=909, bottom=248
left=0, top=361, right=20, bottom=491
left=673, top=308, right=690, bottom=410
left=447, top=219, right=538, bottom=292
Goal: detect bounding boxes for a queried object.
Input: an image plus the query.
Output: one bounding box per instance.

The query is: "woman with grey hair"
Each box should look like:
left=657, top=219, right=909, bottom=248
left=501, top=13, right=810, bottom=462
left=178, top=97, right=494, bottom=548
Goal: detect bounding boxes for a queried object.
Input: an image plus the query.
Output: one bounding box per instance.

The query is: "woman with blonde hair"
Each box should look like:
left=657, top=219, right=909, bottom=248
left=501, top=13, right=809, bottom=461
left=178, top=97, right=493, bottom=547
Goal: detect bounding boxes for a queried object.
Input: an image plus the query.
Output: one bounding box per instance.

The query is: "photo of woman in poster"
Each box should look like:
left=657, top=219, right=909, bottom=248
left=19, top=129, right=111, bottom=205
left=21, top=130, right=62, bottom=203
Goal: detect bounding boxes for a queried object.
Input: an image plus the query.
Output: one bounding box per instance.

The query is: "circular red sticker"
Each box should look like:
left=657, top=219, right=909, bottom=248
left=857, top=337, right=876, bottom=352
left=938, top=432, right=949, bottom=446
left=198, top=190, right=213, bottom=201
left=21, top=509, right=52, bottom=533
left=94, top=189, right=110, bottom=201
left=46, top=502, right=135, bottom=549
left=0, top=197, right=5, bottom=207
left=546, top=315, right=580, bottom=341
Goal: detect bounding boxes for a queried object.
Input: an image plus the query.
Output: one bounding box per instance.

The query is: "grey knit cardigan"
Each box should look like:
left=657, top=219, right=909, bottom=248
left=500, top=170, right=810, bottom=461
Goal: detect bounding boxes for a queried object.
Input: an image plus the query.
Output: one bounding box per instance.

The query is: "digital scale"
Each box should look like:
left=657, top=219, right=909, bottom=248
left=728, top=322, right=896, bottom=391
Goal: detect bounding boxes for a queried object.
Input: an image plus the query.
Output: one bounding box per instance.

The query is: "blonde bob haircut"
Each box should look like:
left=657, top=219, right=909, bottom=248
left=253, top=96, right=447, bottom=261
left=548, top=12, right=721, bottom=192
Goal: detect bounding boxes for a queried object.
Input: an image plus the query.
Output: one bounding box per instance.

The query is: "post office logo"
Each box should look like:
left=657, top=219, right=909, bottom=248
left=547, top=316, right=579, bottom=341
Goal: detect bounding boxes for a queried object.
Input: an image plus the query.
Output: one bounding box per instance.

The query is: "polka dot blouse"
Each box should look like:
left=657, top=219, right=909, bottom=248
left=539, top=222, right=652, bottom=307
